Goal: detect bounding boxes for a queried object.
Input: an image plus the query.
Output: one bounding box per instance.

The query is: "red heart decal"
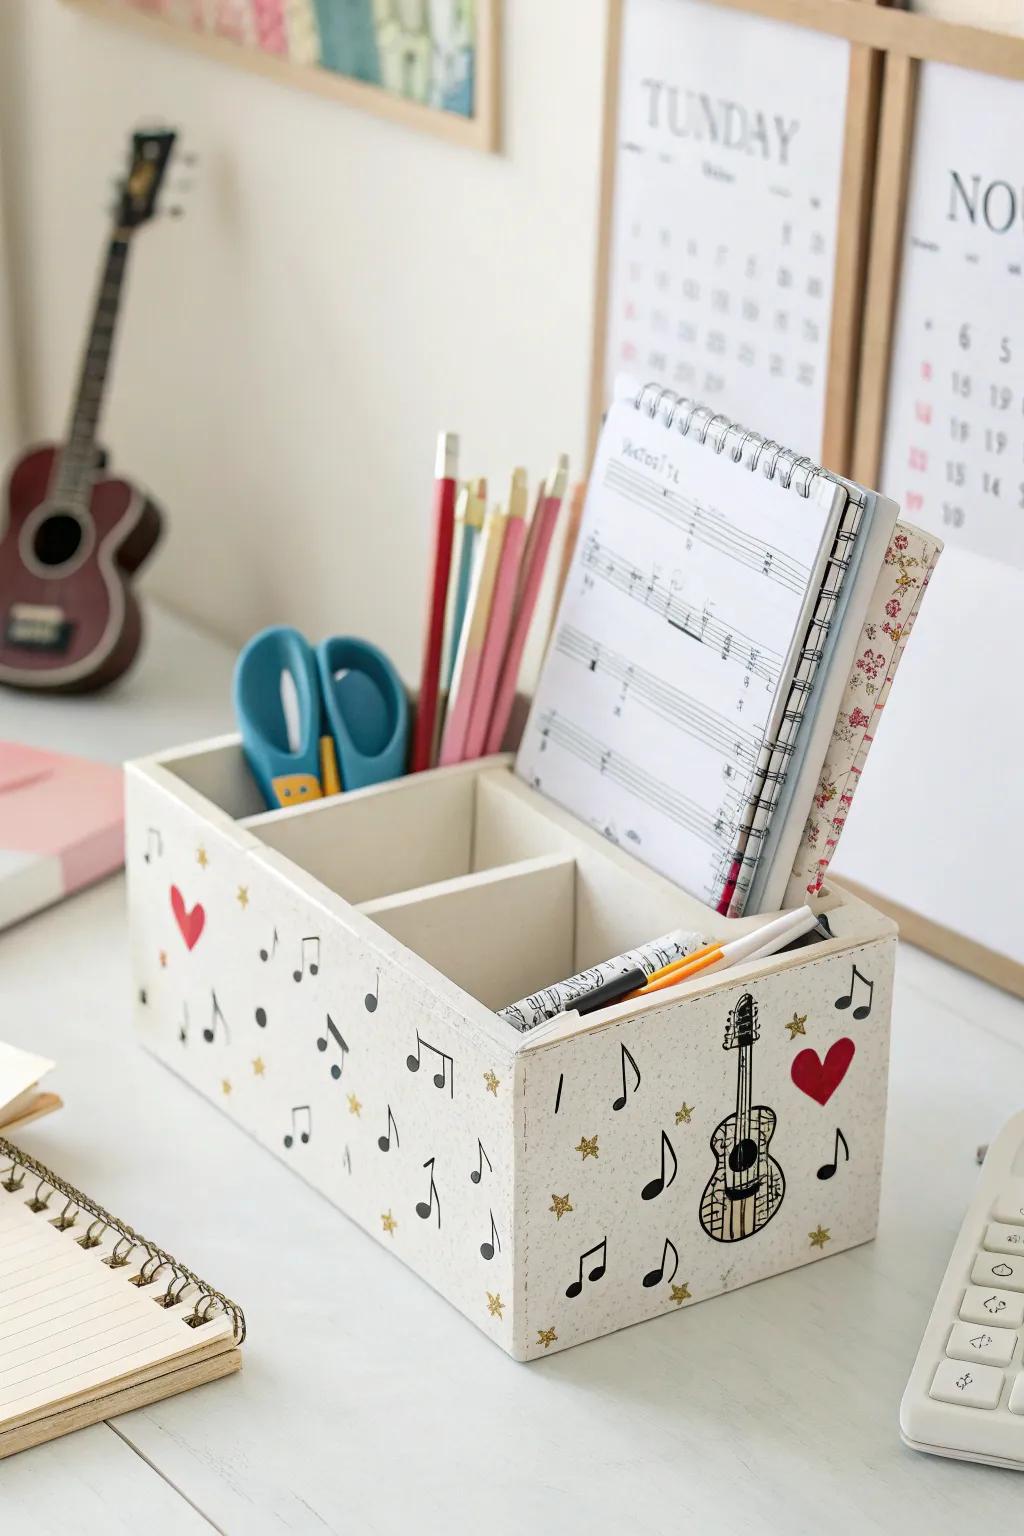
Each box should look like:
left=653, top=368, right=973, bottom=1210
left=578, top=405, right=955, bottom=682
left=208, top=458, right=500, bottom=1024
left=791, top=1038, right=855, bottom=1105
left=170, top=885, right=205, bottom=950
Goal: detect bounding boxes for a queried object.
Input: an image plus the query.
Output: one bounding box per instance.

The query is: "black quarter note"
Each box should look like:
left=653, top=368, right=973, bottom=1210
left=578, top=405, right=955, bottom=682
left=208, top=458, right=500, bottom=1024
left=259, top=928, right=278, bottom=963
left=364, top=969, right=380, bottom=1012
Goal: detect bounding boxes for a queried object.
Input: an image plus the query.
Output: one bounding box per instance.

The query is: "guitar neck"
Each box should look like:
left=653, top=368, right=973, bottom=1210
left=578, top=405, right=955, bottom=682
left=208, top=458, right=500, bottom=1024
left=54, top=231, right=132, bottom=500
left=734, top=1043, right=752, bottom=1134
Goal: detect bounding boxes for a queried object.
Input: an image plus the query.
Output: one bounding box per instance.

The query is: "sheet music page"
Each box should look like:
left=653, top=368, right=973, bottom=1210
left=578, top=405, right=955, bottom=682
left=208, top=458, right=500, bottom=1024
left=603, top=0, right=850, bottom=461
left=515, top=384, right=841, bottom=905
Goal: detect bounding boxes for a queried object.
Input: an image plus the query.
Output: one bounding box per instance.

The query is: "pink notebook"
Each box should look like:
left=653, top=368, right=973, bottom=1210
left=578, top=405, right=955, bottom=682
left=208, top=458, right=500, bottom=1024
left=0, top=743, right=124, bottom=930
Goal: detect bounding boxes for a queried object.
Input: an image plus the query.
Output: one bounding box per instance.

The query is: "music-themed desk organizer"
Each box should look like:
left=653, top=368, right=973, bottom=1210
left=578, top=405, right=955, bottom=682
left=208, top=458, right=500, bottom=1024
left=126, top=744, right=895, bottom=1359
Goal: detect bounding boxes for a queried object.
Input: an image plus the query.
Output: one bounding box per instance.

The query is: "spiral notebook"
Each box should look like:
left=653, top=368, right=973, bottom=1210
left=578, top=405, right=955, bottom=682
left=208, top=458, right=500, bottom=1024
left=0, top=1139, right=245, bottom=1459
left=516, top=377, right=895, bottom=915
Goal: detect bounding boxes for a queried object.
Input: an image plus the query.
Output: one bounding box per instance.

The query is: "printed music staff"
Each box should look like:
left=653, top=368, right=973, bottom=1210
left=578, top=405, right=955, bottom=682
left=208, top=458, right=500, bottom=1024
left=642, top=1236, right=679, bottom=1289
left=817, top=1127, right=850, bottom=1182
left=612, top=1042, right=641, bottom=1111
left=364, top=970, right=380, bottom=1013
left=480, top=1210, right=500, bottom=1261
left=202, top=990, right=229, bottom=1045
left=406, top=1032, right=454, bottom=1097
left=284, top=1105, right=312, bottom=1149
left=470, top=1139, right=492, bottom=1184
left=566, top=1237, right=608, bottom=1299
left=641, top=1129, right=678, bottom=1202
left=316, top=1016, right=349, bottom=1080
left=415, top=1157, right=441, bottom=1227
left=293, top=935, right=320, bottom=983
left=259, top=928, right=279, bottom=963
left=835, top=965, right=873, bottom=1021
left=377, top=1105, right=399, bottom=1153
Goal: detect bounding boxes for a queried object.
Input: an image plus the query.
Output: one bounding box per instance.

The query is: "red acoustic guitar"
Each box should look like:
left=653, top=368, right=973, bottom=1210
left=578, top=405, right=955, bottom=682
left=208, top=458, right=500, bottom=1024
left=0, top=128, right=178, bottom=693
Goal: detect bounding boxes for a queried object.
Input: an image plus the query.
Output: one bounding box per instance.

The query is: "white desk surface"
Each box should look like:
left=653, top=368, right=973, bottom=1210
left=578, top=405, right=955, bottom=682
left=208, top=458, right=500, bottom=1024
left=2, top=607, right=1024, bottom=1534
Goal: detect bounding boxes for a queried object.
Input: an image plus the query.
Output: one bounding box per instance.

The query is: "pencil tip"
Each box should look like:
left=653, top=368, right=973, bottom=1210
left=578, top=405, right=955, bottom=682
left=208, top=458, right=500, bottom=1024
left=436, top=431, right=459, bottom=479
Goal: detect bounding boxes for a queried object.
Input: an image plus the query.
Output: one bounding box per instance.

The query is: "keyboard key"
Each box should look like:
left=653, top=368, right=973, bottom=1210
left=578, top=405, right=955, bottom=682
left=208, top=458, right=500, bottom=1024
left=993, top=1181, right=1024, bottom=1226
left=947, top=1321, right=1018, bottom=1368
left=984, top=1221, right=1024, bottom=1255
left=960, top=1285, right=1024, bottom=1327
left=930, top=1357, right=1004, bottom=1409
left=971, top=1253, right=1024, bottom=1292
left=1009, top=1374, right=1024, bottom=1416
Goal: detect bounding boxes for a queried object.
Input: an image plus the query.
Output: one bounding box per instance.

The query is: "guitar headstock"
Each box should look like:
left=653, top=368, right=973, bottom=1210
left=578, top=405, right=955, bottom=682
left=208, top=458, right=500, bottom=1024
left=115, top=128, right=178, bottom=232
left=724, top=992, right=759, bottom=1049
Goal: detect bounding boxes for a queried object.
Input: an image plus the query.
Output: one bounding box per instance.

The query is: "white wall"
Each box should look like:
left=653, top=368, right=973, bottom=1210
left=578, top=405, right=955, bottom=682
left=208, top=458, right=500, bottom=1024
left=0, top=0, right=608, bottom=681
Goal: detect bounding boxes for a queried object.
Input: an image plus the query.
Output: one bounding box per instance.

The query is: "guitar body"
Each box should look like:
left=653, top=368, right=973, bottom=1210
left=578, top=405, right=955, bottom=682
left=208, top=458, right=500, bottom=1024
left=700, top=1104, right=786, bottom=1243
left=0, top=444, right=162, bottom=692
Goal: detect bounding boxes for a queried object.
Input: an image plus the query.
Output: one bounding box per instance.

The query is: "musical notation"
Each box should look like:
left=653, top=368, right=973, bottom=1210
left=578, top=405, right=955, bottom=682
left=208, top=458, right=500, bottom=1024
left=835, top=964, right=873, bottom=1021
left=293, top=935, right=320, bottom=983
left=259, top=928, right=278, bottom=963
left=817, top=1127, right=850, bottom=1182
left=612, top=1042, right=641, bottom=1112
left=641, top=1130, right=678, bottom=1202
left=143, top=827, right=163, bottom=863
left=202, top=990, right=229, bottom=1045
left=364, top=970, right=380, bottom=1013
left=255, top=1005, right=268, bottom=1028
left=566, top=1238, right=608, bottom=1299
left=415, top=1157, right=441, bottom=1227
left=642, top=1236, right=679, bottom=1289
left=470, top=1139, right=492, bottom=1185
left=554, top=1073, right=564, bottom=1115
left=377, top=1105, right=399, bottom=1152
left=284, top=1105, right=312, bottom=1149
left=406, top=1032, right=454, bottom=1097
left=316, top=1016, right=349, bottom=1080
left=480, top=1210, right=500, bottom=1261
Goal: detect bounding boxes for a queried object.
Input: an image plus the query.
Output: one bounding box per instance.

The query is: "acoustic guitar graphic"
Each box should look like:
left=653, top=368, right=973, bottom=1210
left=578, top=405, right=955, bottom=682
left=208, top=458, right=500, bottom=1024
left=700, top=992, right=785, bottom=1243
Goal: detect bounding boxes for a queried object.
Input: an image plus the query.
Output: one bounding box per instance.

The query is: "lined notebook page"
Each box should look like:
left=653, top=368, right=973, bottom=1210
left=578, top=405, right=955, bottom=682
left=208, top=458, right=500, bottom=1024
left=0, top=1177, right=231, bottom=1431
left=515, top=383, right=844, bottom=907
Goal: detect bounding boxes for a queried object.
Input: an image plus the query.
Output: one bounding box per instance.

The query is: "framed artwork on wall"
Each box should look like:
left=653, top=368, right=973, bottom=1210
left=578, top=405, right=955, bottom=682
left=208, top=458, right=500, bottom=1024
left=64, top=0, right=501, bottom=152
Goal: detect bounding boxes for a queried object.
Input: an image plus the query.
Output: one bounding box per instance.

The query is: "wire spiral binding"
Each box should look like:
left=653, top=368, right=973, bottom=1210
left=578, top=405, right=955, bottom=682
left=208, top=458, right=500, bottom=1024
left=0, top=1138, right=246, bottom=1343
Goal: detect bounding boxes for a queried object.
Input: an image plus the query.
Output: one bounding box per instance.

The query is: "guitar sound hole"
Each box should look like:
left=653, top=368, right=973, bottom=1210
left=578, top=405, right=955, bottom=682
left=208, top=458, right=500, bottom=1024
left=728, top=1138, right=759, bottom=1174
left=33, top=513, right=83, bottom=567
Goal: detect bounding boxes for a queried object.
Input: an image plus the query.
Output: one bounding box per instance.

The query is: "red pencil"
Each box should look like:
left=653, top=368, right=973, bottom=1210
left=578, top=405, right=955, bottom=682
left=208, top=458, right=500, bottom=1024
left=411, top=431, right=459, bottom=773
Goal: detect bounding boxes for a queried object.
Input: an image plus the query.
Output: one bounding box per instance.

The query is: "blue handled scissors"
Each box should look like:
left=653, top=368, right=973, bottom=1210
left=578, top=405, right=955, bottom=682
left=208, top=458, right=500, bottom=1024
left=233, top=626, right=409, bottom=810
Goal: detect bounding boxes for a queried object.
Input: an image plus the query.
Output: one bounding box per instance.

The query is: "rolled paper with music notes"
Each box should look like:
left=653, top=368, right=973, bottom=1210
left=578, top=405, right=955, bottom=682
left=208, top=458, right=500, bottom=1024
left=498, top=927, right=704, bottom=1031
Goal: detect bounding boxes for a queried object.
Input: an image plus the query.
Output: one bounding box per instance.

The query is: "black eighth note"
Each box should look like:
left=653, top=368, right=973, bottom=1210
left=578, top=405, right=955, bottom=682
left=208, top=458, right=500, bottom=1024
left=566, top=1238, right=608, bottom=1299
left=835, top=963, right=873, bottom=1020
left=817, top=1127, right=850, bottom=1181
left=377, top=1105, right=399, bottom=1153
left=284, top=1105, right=312, bottom=1149
left=470, top=1139, right=492, bottom=1184
left=364, top=969, right=380, bottom=1013
left=480, top=1210, right=500, bottom=1261
left=641, top=1130, right=678, bottom=1201
left=416, top=1157, right=441, bottom=1227
left=643, top=1236, right=679, bottom=1289
left=316, top=1015, right=349, bottom=1080
left=406, top=1031, right=454, bottom=1097
left=202, top=990, right=230, bottom=1045
left=294, top=935, right=320, bottom=982
left=612, top=1042, right=641, bottom=1111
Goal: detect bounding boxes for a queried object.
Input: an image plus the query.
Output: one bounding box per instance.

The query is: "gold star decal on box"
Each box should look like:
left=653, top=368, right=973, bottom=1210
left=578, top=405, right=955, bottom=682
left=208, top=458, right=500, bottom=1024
left=576, top=1134, right=599, bottom=1160
left=670, top=1283, right=691, bottom=1306
left=221, top=1079, right=232, bottom=1096
left=236, top=886, right=249, bottom=909
left=549, top=1193, right=573, bottom=1221
left=786, top=1013, right=807, bottom=1039
left=381, top=1210, right=397, bottom=1236
left=809, top=1225, right=831, bottom=1249
left=252, top=1057, right=265, bottom=1077
left=347, top=1093, right=362, bottom=1117
left=483, top=1070, right=500, bottom=1096
left=196, top=846, right=208, bottom=869
left=675, top=1103, right=694, bottom=1125
left=486, top=1292, right=504, bottom=1319
left=537, top=1327, right=558, bottom=1349
left=159, top=950, right=167, bottom=969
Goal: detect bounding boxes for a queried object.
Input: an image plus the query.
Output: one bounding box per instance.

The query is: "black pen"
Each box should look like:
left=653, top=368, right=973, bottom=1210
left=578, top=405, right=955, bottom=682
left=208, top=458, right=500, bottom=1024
left=568, top=967, right=648, bottom=1017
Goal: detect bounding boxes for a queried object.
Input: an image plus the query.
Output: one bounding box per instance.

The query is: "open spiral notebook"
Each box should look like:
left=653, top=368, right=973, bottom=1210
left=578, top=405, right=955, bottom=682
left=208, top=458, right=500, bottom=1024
left=0, top=1139, right=244, bottom=1459
left=517, top=377, right=897, bottom=915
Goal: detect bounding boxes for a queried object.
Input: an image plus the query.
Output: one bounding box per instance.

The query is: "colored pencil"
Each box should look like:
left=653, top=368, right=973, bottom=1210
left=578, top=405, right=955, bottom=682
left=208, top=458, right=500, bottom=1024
left=483, top=453, right=568, bottom=756
left=439, top=505, right=508, bottom=766
left=464, top=469, right=528, bottom=760
left=411, top=431, right=459, bottom=773
left=443, top=477, right=486, bottom=692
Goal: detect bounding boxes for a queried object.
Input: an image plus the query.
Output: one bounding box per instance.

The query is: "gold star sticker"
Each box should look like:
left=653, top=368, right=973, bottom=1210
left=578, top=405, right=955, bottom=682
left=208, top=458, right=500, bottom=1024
left=486, top=1292, right=504, bottom=1319
left=670, top=1283, right=692, bottom=1306
left=483, top=1070, right=500, bottom=1096
left=537, top=1327, right=558, bottom=1349
left=196, top=846, right=208, bottom=869
left=786, top=1013, right=807, bottom=1039
left=575, top=1134, right=599, bottom=1160
left=221, top=1079, right=232, bottom=1096
left=347, top=1093, right=362, bottom=1117
left=159, top=950, right=167, bottom=969
left=252, top=1057, right=265, bottom=1076
left=381, top=1210, right=397, bottom=1236
left=549, top=1193, right=573, bottom=1221
left=809, top=1225, right=831, bottom=1249
left=236, top=886, right=249, bottom=909
left=675, top=1103, right=694, bottom=1125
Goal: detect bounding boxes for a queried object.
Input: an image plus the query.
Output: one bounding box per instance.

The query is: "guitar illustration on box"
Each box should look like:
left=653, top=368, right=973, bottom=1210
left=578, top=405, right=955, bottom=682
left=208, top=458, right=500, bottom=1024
left=700, top=992, right=785, bottom=1243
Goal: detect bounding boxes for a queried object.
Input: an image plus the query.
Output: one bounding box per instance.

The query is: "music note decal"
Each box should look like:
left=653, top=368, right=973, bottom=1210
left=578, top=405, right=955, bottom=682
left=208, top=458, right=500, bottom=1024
left=293, top=935, right=320, bottom=983
left=177, top=1002, right=189, bottom=1046
left=816, top=1127, right=850, bottom=1182
left=612, top=1042, right=641, bottom=1111
left=343, top=1146, right=352, bottom=1175
left=641, top=1129, right=678, bottom=1202
left=284, top=1105, right=312, bottom=1149
left=566, top=1237, right=608, bottom=1299
left=835, top=964, right=873, bottom=1020
left=259, top=928, right=278, bottom=963
left=642, top=1236, right=679, bottom=1289
left=255, top=1006, right=268, bottom=1028
left=406, top=1032, right=454, bottom=1098
left=202, top=990, right=230, bottom=1045
left=143, top=827, right=163, bottom=863
left=316, top=1015, right=349, bottom=1080
left=554, top=1073, right=564, bottom=1115
left=364, top=970, right=380, bottom=1013
left=480, top=1210, right=500, bottom=1261
left=377, top=1105, right=399, bottom=1153
left=470, top=1139, right=492, bottom=1185
left=415, top=1157, right=441, bottom=1227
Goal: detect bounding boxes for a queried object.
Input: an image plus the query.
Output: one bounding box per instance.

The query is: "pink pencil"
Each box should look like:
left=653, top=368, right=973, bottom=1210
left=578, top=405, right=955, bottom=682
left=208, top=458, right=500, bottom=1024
left=439, top=504, right=508, bottom=767
left=463, top=469, right=528, bottom=760
left=484, top=454, right=568, bottom=755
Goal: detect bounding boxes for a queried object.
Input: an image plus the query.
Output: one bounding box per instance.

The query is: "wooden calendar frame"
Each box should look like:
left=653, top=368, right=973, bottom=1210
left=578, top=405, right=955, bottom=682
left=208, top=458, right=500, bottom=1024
left=62, top=0, right=502, bottom=154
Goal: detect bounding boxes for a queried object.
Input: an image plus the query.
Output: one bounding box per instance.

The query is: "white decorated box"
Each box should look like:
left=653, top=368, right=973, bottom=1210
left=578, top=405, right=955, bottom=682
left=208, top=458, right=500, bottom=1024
left=125, top=742, right=895, bottom=1360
